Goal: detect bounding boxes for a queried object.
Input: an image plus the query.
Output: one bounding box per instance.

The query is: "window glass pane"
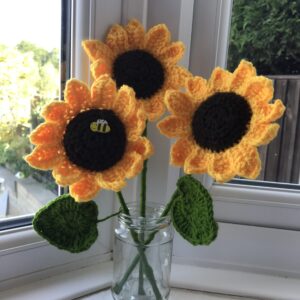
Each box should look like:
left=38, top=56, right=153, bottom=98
left=227, top=0, right=300, bottom=188
left=0, top=0, right=61, bottom=222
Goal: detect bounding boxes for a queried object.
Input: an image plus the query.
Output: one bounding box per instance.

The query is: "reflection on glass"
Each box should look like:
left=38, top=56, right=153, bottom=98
left=227, top=0, right=300, bottom=187
left=0, top=0, right=61, bottom=220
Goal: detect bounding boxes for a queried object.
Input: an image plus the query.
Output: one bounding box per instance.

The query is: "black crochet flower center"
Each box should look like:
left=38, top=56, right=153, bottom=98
left=192, top=92, right=252, bottom=152
left=63, top=109, right=126, bottom=172
left=113, top=49, right=165, bottom=99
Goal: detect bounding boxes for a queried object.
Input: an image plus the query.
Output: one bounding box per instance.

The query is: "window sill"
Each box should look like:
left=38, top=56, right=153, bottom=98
left=0, top=260, right=112, bottom=300
left=80, top=288, right=253, bottom=300
left=171, top=263, right=300, bottom=300
left=1, top=260, right=300, bottom=300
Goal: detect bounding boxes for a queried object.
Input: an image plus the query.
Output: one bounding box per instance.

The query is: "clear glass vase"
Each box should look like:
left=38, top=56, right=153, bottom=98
left=112, top=202, right=174, bottom=300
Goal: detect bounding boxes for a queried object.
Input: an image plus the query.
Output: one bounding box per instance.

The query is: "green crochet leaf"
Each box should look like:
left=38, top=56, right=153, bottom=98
left=171, top=175, right=218, bottom=246
left=33, top=194, right=98, bottom=253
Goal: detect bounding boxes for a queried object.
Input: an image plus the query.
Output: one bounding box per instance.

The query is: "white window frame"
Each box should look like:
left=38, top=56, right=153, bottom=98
left=172, top=0, right=300, bottom=281
left=1, top=0, right=300, bottom=298
left=0, top=0, right=118, bottom=290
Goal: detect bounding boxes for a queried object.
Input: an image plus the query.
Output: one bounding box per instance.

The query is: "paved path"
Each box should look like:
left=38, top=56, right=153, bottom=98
left=0, top=166, right=56, bottom=219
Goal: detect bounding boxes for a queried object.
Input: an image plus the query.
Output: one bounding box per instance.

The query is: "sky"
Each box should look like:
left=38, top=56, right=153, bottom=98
left=0, top=0, right=61, bottom=51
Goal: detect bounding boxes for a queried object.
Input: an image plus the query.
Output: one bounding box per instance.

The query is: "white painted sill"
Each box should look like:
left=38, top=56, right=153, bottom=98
left=1, top=261, right=300, bottom=300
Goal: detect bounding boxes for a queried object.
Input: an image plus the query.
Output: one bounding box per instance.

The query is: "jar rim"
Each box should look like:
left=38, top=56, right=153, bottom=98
left=118, top=201, right=171, bottom=226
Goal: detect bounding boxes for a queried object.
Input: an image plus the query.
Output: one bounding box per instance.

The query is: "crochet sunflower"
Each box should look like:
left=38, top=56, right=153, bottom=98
left=158, top=60, right=285, bottom=182
left=82, top=19, right=191, bottom=121
left=25, top=75, right=152, bottom=201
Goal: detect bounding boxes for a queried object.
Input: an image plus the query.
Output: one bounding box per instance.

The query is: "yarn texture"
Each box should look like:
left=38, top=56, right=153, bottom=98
left=82, top=19, right=191, bottom=121
left=191, top=92, right=252, bottom=152
left=63, top=109, right=127, bottom=172
left=113, top=49, right=165, bottom=99
left=33, top=194, right=98, bottom=253
left=171, top=175, right=218, bottom=245
left=158, top=60, right=285, bottom=182
left=25, top=75, right=153, bottom=202
left=23, top=15, right=286, bottom=259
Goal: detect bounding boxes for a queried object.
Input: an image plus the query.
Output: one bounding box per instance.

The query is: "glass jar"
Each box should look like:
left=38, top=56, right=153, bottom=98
left=112, top=202, right=174, bottom=300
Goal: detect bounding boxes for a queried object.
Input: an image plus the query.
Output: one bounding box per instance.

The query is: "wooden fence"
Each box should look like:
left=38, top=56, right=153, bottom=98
left=257, top=76, right=300, bottom=184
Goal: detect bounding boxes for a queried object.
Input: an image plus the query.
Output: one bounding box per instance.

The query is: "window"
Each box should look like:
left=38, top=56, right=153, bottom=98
left=0, top=0, right=114, bottom=288
left=228, top=0, right=300, bottom=188
left=0, top=0, right=61, bottom=227
left=209, top=0, right=300, bottom=228
left=1, top=0, right=299, bottom=296
left=172, top=0, right=300, bottom=280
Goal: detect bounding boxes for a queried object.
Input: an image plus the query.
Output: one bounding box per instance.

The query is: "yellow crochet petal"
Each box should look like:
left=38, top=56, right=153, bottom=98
left=25, top=145, right=63, bottom=170
left=158, top=41, right=185, bottom=66
left=125, top=19, right=145, bottom=49
left=70, top=174, right=100, bottom=202
left=184, top=147, right=210, bottom=174
left=41, top=101, right=69, bottom=125
left=164, top=90, right=195, bottom=117
left=105, top=24, right=129, bottom=56
left=142, top=92, right=166, bottom=121
left=165, top=65, right=192, bottom=89
left=81, top=40, right=114, bottom=62
left=144, top=24, right=170, bottom=54
left=98, top=178, right=126, bottom=192
left=52, top=159, right=83, bottom=186
left=208, top=67, right=232, bottom=92
left=127, top=137, right=154, bottom=159
left=232, top=143, right=261, bottom=179
left=186, top=76, right=208, bottom=101
left=96, top=167, right=126, bottom=191
left=246, top=123, right=280, bottom=146
left=157, top=115, right=190, bottom=138
left=91, top=59, right=112, bottom=79
left=29, top=123, right=63, bottom=145
left=125, top=105, right=146, bottom=140
left=255, top=99, right=285, bottom=123
left=170, top=137, right=194, bottom=167
left=96, top=163, right=126, bottom=186
left=242, top=77, right=274, bottom=104
left=91, top=75, right=117, bottom=109
left=208, top=152, right=235, bottom=183
left=122, top=152, right=144, bottom=179
left=101, top=152, right=143, bottom=181
left=64, top=79, right=91, bottom=113
left=100, top=152, right=144, bottom=181
left=230, top=60, right=256, bottom=90
left=113, top=85, right=136, bottom=120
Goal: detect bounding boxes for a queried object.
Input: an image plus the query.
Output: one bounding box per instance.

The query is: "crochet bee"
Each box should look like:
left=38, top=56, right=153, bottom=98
left=90, top=119, right=111, bottom=133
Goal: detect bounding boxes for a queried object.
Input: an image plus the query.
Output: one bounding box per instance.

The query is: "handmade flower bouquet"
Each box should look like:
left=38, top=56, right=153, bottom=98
left=25, top=20, right=285, bottom=299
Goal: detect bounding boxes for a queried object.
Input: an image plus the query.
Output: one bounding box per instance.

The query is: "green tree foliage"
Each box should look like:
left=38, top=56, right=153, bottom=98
left=228, top=0, right=300, bottom=75
left=17, top=41, right=59, bottom=69
left=0, top=42, right=59, bottom=177
left=0, top=47, right=39, bottom=175
left=16, top=41, right=60, bottom=120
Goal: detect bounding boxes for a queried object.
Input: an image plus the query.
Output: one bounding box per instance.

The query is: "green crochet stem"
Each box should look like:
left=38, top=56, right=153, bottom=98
left=116, top=191, right=162, bottom=300
left=113, top=192, right=176, bottom=295
left=96, top=210, right=121, bottom=223
left=138, top=259, right=145, bottom=295
left=138, top=123, right=148, bottom=294
left=116, top=192, right=129, bottom=215
left=140, top=123, right=148, bottom=217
